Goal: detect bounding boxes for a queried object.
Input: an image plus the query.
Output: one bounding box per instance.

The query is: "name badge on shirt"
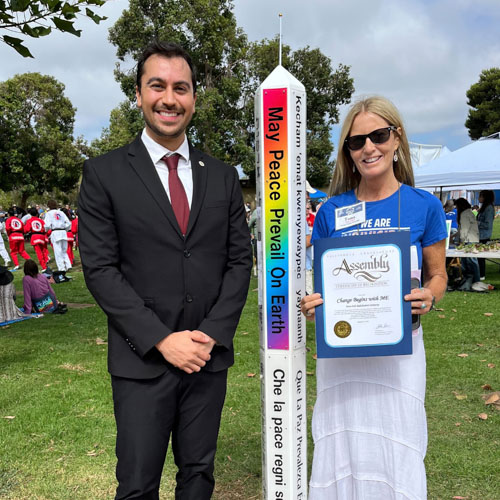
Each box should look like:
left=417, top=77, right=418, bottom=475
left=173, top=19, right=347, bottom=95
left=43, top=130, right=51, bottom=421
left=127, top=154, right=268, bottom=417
left=335, top=201, right=366, bottom=230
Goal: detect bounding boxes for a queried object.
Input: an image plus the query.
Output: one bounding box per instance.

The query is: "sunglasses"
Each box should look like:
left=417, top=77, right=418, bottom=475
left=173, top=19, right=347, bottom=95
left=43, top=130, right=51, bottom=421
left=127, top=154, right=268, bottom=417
left=345, top=126, right=397, bottom=151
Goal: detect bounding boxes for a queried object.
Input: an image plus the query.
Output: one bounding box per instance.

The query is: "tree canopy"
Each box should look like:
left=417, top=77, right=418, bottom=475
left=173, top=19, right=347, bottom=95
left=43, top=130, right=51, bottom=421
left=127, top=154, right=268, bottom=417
left=0, top=0, right=107, bottom=58
left=94, top=0, right=354, bottom=187
left=465, top=67, right=500, bottom=140
left=0, top=72, right=83, bottom=206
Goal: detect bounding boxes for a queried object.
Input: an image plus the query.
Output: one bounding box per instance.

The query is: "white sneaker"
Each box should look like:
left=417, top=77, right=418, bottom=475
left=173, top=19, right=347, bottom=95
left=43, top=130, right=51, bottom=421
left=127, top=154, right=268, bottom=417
left=471, top=281, right=489, bottom=292
left=480, top=277, right=486, bottom=281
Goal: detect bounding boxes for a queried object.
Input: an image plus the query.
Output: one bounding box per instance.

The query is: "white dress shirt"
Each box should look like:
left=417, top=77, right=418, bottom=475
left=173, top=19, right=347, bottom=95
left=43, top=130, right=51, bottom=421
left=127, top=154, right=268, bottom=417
left=141, top=129, right=193, bottom=208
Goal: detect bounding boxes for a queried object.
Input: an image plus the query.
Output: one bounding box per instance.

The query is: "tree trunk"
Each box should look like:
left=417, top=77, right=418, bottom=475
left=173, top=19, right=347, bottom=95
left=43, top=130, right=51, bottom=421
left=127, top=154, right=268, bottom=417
left=20, top=192, right=30, bottom=209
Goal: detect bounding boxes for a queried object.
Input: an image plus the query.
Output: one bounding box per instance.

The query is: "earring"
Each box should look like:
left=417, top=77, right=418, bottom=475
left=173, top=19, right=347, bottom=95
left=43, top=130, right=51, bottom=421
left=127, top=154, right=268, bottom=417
left=393, top=151, right=398, bottom=162
left=352, top=165, right=355, bottom=173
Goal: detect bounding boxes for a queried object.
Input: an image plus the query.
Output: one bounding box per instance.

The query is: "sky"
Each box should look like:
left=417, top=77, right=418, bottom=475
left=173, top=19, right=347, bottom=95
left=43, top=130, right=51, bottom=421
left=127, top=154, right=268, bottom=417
left=1, top=0, right=499, bottom=154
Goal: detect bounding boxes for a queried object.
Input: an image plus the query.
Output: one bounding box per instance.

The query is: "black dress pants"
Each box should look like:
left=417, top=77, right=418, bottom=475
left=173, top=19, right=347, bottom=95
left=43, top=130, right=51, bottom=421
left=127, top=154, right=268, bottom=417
left=111, top=367, right=228, bottom=500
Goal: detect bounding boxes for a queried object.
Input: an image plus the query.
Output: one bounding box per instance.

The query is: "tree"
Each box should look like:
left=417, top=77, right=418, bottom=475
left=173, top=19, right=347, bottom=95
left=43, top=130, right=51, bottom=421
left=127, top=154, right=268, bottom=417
left=465, top=68, right=500, bottom=140
left=0, top=72, right=83, bottom=207
left=89, top=100, right=143, bottom=157
left=245, top=38, right=354, bottom=187
left=0, top=0, right=107, bottom=58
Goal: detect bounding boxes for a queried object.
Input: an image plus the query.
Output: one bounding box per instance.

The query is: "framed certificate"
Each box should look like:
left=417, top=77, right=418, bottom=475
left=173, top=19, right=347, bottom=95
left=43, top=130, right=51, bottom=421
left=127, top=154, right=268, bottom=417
left=314, top=231, right=412, bottom=358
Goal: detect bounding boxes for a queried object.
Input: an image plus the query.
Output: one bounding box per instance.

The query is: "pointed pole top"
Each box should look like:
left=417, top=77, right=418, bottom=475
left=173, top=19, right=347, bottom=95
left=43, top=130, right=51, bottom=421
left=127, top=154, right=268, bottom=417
left=279, top=13, right=283, bottom=66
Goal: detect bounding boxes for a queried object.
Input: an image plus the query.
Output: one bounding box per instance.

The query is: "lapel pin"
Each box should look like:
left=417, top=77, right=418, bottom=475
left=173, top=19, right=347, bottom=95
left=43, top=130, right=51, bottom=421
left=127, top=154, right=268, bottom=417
left=199, top=160, right=205, bottom=167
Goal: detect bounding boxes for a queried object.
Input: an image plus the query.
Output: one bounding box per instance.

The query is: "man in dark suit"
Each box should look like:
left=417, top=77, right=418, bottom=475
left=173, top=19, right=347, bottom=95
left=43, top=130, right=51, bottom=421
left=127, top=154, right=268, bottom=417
left=78, top=41, right=252, bottom=499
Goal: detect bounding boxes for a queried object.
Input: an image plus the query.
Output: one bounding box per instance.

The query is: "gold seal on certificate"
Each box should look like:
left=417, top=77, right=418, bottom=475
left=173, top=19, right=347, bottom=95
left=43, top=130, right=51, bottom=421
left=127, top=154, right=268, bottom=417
left=334, top=321, right=352, bottom=338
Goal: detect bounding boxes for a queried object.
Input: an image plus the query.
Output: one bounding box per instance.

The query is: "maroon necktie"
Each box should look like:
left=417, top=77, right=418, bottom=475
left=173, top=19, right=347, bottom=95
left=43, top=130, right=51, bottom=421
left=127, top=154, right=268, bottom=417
left=163, top=154, right=190, bottom=235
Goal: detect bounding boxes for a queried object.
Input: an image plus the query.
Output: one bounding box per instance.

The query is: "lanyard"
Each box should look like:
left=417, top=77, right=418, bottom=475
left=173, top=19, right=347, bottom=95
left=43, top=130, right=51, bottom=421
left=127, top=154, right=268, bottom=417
left=354, top=183, right=401, bottom=235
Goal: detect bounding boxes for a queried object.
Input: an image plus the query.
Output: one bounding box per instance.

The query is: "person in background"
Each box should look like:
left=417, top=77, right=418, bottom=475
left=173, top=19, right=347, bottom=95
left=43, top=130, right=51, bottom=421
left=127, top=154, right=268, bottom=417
left=305, top=187, right=316, bottom=295
left=44, top=200, right=72, bottom=277
left=21, top=209, right=32, bottom=225
left=71, top=211, right=78, bottom=251
left=245, top=202, right=252, bottom=222
left=454, top=197, right=481, bottom=290
left=443, top=199, right=458, bottom=242
left=306, top=181, right=317, bottom=229
left=62, top=208, right=75, bottom=266
left=65, top=204, right=75, bottom=218
left=301, top=96, right=447, bottom=500
left=476, top=190, right=495, bottom=280
left=0, top=265, right=27, bottom=323
left=248, top=206, right=260, bottom=276
left=5, top=208, right=31, bottom=271
left=306, top=201, right=315, bottom=229
left=22, top=259, right=66, bottom=314
left=24, top=207, right=49, bottom=272
left=305, top=222, right=313, bottom=294
left=0, top=218, right=12, bottom=267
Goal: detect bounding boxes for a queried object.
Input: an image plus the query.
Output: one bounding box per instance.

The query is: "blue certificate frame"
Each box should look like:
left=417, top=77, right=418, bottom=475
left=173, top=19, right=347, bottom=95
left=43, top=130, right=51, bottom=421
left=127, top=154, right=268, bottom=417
left=314, top=231, right=412, bottom=358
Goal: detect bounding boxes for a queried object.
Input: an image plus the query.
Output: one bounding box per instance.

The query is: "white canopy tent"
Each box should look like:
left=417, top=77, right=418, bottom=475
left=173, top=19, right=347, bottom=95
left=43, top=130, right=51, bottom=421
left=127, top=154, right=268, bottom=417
left=410, top=142, right=451, bottom=168
left=414, top=136, right=500, bottom=191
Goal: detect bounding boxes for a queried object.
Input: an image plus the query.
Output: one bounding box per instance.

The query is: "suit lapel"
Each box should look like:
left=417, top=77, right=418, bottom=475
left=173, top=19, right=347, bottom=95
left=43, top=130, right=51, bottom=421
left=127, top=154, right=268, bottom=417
left=127, top=135, right=183, bottom=238
left=186, top=144, right=208, bottom=238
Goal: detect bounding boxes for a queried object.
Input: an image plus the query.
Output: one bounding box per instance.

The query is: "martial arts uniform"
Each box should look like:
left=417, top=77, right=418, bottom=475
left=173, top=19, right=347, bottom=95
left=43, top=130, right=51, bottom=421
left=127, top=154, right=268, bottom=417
left=24, top=216, right=49, bottom=270
left=44, top=209, right=71, bottom=271
left=0, top=222, right=11, bottom=266
left=5, top=216, right=30, bottom=267
left=66, top=227, right=75, bottom=265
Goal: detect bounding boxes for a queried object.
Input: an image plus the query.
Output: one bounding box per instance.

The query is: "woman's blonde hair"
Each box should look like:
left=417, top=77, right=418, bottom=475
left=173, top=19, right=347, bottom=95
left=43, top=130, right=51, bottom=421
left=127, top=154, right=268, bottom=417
left=329, top=96, right=414, bottom=196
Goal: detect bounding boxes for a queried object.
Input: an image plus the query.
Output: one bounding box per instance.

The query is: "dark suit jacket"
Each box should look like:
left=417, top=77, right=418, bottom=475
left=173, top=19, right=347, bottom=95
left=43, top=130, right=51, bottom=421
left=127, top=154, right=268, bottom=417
left=78, top=135, right=252, bottom=379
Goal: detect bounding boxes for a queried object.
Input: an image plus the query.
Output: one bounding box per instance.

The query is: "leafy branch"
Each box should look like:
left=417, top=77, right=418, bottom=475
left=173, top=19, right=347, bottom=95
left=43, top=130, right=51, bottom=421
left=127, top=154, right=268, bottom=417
left=0, top=0, right=107, bottom=57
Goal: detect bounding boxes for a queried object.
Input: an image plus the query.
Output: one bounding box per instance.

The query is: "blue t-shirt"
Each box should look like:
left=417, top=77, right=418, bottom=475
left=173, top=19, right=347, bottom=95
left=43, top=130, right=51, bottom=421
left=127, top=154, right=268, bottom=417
left=445, top=208, right=458, bottom=230
left=312, top=184, right=448, bottom=269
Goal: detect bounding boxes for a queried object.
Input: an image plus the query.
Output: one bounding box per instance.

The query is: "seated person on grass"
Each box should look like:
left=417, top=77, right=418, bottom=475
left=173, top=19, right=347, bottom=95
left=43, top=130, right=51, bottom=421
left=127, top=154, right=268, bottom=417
left=22, top=260, right=67, bottom=314
left=0, top=265, right=28, bottom=323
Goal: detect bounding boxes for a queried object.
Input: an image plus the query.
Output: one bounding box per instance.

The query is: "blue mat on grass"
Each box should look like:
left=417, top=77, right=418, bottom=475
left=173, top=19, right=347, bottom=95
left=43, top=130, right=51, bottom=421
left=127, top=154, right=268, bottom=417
left=0, top=315, right=42, bottom=327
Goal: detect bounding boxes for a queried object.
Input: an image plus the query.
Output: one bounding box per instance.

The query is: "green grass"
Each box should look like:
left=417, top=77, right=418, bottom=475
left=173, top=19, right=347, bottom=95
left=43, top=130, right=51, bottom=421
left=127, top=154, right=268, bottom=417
left=1, top=224, right=499, bottom=499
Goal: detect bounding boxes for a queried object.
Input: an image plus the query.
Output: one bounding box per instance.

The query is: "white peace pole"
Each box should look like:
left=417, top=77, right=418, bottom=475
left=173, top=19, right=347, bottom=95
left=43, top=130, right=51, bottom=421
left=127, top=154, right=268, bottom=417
left=254, top=62, right=308, bottom=499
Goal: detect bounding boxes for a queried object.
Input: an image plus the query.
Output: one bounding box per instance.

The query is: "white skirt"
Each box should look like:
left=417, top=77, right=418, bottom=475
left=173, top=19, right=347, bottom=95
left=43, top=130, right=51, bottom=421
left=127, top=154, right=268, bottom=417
left=309, top=329, right=427, bottom=500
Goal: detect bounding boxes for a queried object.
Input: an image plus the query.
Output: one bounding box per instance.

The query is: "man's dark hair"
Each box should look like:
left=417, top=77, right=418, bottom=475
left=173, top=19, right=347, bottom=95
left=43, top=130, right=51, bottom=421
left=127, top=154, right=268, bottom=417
left=136, top=41, right=197, bottom=95
left=47, top=199, right=57, bottom=210
left=24, top=259, right=39, bottom=278
left=29, top=207, right=38, bottom=217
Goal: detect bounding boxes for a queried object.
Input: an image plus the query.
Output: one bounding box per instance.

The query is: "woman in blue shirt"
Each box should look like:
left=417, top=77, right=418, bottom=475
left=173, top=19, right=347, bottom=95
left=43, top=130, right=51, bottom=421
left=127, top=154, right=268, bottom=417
left=300, top=96, right=447, bottom=500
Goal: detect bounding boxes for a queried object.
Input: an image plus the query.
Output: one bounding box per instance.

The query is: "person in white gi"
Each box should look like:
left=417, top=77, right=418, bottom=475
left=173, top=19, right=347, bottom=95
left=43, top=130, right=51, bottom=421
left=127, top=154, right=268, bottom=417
left=0, top=220, right=11, bottom=267
left=44, top=200, right=71, bottom=272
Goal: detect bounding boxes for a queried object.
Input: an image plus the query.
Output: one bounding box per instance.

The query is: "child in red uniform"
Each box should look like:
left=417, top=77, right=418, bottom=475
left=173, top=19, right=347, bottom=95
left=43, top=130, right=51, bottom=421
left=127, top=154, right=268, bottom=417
left=5, top=208, right=30, bottom=270
left=24, top=207, right=49, bottom=271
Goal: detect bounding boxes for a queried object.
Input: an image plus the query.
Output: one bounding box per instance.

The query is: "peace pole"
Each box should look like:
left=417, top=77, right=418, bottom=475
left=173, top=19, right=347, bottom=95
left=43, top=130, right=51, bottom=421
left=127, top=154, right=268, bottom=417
left=254, top=61, right=308, bottom=499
